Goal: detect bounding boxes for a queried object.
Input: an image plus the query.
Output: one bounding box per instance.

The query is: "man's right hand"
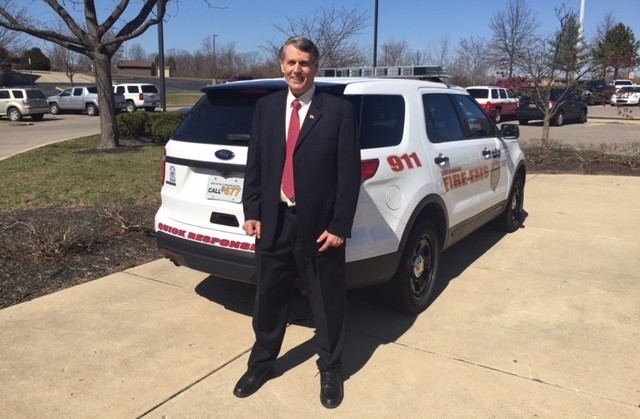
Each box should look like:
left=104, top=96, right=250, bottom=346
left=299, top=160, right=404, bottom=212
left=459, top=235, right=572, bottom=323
left=243, top=220, right=261, bottom=239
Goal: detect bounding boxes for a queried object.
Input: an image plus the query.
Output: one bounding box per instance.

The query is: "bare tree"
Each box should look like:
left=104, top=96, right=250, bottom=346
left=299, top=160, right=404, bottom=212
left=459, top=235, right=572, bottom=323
left=379, top=40, right=412, bottom=66
left=424, top=34, right=452, bottom=67
left=128, top=42, right=147, bottom=61
left=0, top=0, right=169, bottom=150
left=452, top=36, right=491, bottom=86
left=489, top=0, right=540, bottom=78
left=519, top=6, right=590, bottom=142
left=267, top=6, right=369, bottom=68
left=48, top=42, right=81, bottom=85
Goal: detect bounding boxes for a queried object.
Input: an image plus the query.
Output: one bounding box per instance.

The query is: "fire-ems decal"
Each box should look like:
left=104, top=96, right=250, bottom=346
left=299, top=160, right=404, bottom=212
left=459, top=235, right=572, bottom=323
left=441, top=165, right=489, bottom=191
left=388, top=152, right=423, bottom=172
left=157, top=222, right=256, bottom=252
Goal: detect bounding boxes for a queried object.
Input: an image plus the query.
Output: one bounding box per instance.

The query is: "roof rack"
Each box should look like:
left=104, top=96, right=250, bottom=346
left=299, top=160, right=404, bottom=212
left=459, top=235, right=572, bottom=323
left=318, top=65, right=449, bottom=81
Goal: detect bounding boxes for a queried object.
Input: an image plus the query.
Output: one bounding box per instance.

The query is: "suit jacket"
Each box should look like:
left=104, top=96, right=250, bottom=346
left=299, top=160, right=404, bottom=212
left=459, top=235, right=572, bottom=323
left=243, top=88, right=361, bottom=255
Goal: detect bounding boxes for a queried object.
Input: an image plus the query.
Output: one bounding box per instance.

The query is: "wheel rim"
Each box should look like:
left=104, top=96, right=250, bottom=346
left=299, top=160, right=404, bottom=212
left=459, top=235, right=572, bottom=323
left=409, top=235, right=434, bottom=298
left=556, top=112, right=563, bottom=125
left=9, top=109, right=20, bottom=121
left=510, top=181, right=522, bottom=224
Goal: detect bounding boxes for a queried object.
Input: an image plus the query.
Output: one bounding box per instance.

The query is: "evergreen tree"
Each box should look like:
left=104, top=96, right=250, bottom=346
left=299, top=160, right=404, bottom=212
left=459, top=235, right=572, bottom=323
left=20, top=47, right=51, bottom=70
left=592, top=23, right=640, bottom=79
left=553, top=13, right=588, bottom=82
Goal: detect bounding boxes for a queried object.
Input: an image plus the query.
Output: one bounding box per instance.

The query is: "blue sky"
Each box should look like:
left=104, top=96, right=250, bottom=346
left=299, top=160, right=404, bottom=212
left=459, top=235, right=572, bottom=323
left=131, top=0, right=639, bottom=57
left=29, top=1, right=640, bottom=63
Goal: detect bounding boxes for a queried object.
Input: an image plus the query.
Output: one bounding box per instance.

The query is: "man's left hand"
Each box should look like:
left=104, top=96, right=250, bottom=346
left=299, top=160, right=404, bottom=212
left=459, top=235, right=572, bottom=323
left=317, top=230, right=344, bottom=252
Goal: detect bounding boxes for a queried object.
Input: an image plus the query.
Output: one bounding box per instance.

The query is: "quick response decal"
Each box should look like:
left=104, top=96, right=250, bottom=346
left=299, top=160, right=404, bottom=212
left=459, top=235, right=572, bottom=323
left=158, top=223, right=256, bottom=252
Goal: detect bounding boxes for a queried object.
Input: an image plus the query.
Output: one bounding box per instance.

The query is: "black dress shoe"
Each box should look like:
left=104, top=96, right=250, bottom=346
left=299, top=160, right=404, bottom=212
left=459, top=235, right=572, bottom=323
left=233, top=367, right=274, bottom=398
left=320, top=370, right=343, bottom=409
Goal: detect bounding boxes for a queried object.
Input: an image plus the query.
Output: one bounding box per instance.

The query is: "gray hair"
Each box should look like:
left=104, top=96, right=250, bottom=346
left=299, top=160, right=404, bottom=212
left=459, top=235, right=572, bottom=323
left=278, top=36, right=320, bottom=64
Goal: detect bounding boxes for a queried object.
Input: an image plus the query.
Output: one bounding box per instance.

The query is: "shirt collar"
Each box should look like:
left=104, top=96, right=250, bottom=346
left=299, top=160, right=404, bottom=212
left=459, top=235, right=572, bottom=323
left=287, top=85, right=315, bottom=107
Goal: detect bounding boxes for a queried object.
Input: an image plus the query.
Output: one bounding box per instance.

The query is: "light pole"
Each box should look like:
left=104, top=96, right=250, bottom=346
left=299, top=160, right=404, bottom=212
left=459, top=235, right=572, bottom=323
left=212, top=34, right=218, bottom=82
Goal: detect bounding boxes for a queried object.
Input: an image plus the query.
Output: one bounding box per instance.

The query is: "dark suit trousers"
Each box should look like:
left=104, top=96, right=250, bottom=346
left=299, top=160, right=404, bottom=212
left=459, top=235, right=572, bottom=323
left=248, top=205, right=347, bottom=373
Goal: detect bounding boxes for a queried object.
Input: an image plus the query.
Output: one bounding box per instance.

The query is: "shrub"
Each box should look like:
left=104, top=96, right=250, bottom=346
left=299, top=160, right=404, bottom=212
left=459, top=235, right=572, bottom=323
left=117, top=111, right=185, bottom=142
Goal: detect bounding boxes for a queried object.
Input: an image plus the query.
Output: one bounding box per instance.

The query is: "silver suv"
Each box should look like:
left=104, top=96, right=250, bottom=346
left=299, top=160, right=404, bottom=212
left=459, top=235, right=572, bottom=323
left=0, top=88, right=49, bottom=121
left=113, top=82, right=160, bottom=112
left=155, top=77, right=527, bottom=313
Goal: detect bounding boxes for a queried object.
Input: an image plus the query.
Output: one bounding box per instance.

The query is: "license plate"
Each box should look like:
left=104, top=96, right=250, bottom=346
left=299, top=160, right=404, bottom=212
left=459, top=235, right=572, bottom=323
left=206, top=176, right=243, bottom=203
left=528, top=103, right=537, bottom=108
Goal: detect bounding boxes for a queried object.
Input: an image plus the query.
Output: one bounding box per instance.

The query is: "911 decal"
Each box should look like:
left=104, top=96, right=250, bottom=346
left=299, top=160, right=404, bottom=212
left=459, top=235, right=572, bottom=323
left=388, top=152, right=422, bottom=172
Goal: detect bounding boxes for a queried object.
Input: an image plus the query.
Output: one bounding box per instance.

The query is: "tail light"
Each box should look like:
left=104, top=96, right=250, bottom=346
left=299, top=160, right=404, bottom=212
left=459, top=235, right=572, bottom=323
left=549, top=100, right=557, bottom=109
left=361, top=159, right=379, bottom=182
left=139, top=92, right=144, bottom=100
left=160, top=148, right=167, bottom=184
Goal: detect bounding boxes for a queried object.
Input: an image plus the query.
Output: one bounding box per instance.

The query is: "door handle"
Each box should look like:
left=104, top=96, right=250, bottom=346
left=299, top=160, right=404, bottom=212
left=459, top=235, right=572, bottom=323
left=482, top=148, right=492, bottom=159
left=434, top=154, right=449, bottom=165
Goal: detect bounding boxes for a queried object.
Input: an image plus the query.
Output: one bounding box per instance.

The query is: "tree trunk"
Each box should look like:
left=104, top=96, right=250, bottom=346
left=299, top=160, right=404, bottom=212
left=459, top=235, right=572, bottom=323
left=541, top=117, right=551, bottom=144
left=93, top=53, right=119, bottom=149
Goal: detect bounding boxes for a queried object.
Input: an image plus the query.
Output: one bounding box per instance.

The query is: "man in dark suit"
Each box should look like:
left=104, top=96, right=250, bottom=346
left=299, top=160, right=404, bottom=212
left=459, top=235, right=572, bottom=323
left=234, top=36, right=361, bottom=409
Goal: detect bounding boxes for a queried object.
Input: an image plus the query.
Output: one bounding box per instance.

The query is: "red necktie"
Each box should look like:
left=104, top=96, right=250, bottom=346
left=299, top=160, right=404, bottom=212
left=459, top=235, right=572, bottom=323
left=282, top=99, right=301, bottom=200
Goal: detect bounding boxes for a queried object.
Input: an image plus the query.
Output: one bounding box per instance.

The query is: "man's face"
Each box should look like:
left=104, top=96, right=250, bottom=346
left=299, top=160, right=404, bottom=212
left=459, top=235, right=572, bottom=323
left=281, top=44, right=318, bottom=97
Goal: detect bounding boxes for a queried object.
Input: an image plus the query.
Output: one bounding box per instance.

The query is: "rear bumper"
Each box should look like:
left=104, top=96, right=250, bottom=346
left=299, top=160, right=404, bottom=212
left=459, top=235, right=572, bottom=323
left=156, top=231, right=257, bottom=283
left=155, top=231, right=401, bottom=289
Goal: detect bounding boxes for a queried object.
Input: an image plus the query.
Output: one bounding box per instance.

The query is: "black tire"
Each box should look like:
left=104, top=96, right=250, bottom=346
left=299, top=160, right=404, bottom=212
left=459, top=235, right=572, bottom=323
left=390, top=220, right=440, bottom=314
left=144, top=107, right=155, bottom=112
left=493, top=175, right=525, bottom=233
left=49, top=103, right=60, bottom=115
left=86, top=103, right=98, bottom=116
left=31, top=114, right=44, bottom=121
left=494, top=108, right=502, bottom=124
left=518, top=119, right=528, bottom=125
left=126, top=101, right=137, bottom=112
left=8, top=107, right=22, bottom=121
left=578, top=109, right=587, bottom=124
left=554, top=111, right=564, bottom=126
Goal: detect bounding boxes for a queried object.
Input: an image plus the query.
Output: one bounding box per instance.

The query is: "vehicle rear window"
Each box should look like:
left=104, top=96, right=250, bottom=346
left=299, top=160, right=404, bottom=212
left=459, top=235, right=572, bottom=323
left=26, top=90, right=45, bottom=99
left=141, top=85, right=159, bottom=93
left=467, top=89, right=488, bottom=99
left=345, top=95, right=405, bottom=149
left=172, top=86, right=402, bottom=150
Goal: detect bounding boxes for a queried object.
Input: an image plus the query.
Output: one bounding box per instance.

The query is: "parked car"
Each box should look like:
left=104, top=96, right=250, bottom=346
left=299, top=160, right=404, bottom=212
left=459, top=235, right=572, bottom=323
left=517, top=88, right=588, bottom=126
left=577, top=79, right=615, bottom=105
left=154, top=77, right=527, bottom=313
left=47, top=86, right=125, bottom=116
left=222, top=75, right=253, bottom=83
left=610, top=86, right=640, bottom=106
left=612, top=79, right=635, bottom=88
left=113, top=82, right=160, bottom=112
left=466, top=86, right=518, bottom=123
left=0, top=87, right=49, bottom=121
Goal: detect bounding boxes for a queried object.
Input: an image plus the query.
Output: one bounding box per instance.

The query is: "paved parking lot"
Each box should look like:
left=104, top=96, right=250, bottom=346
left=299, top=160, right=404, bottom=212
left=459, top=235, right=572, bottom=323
left=1, top=174, right=638, bottom=418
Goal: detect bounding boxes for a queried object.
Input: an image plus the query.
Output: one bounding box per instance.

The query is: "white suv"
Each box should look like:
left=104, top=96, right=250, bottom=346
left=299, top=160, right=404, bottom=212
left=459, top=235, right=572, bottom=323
left=155, top=78, right=527, bottom=313
left=466, top=86, right=518, bottom=123
left=113, top=82, right=160, bottom=112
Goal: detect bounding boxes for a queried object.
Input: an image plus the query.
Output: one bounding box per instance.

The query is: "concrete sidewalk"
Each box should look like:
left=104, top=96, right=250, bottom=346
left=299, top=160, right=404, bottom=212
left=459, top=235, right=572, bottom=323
left=1, top=174, right=639, bottom=418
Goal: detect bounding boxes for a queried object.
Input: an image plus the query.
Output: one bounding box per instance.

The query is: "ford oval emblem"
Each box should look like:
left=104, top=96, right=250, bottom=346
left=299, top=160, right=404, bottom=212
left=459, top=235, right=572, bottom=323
left=215, top=149, right=235, bottom=160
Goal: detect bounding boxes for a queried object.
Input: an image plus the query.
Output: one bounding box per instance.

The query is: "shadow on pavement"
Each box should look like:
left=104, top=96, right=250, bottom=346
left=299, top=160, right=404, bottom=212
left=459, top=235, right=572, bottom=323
left=193, top=222, right=520, bottom=381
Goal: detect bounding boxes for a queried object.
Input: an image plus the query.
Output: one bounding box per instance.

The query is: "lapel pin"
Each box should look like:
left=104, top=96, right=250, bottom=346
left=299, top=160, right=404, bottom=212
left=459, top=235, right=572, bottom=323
left=309, top=114, right=315, bottom=119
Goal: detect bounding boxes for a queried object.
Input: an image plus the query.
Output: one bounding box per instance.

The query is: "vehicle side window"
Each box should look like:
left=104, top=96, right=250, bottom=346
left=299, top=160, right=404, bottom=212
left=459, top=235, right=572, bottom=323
left=73, top=88, right=83, bottom=96
left=506, top=89, right=515, bottom=99
left=0, top=90, right=9, bottom=99
left=346, top=95, right=404, bottom=149
left=141, top=85, right=159, bottom=93
left=491, top=89, right=499, bottom=99
left=129, top=86, right=140, bottom=93
left=60, top=89, right=71, bottom=97
left=452, top=94, right=495, bottom=138
left=12, top=90, right=24, bottom=99
left=115, top=86, right=124, bottom=94
left=422, top=94, right=465, bottom=143
left=499, top=89, right=507, bottom=99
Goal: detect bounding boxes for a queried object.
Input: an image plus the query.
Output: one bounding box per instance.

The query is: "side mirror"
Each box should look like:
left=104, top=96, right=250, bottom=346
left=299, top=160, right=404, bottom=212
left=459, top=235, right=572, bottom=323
left=500, top=123, right=519, bottom=139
